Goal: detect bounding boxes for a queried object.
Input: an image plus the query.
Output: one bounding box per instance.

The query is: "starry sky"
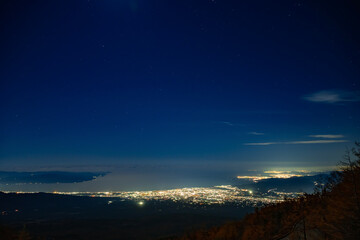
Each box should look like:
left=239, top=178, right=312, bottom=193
left=1, top=0, right=360, bottom=174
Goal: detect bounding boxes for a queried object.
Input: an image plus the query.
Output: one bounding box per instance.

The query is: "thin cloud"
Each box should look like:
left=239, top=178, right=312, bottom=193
left=221, top=121, right=234, bottom=126
left=248, top=132, right=265, bottom=135
left=244, top=139, right=348, bottom=146
left=217, top=121, right=248, bottom=127
left=309, top=134, right=344, bottom=139
left=287, top=140, right=348, bottom=144
left=303, top=90, right=360, bottom=104
left=245, top=142, right=275, bottom=146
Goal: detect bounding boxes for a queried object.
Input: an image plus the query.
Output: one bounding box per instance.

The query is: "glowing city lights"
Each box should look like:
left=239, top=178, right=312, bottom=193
left=46, top=185, right=302, bottom=206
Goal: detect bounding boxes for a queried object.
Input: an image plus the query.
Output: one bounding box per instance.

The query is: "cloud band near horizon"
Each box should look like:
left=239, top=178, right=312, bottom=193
left=309, top=134, right=344, bottom=139
left=244, top=139, right=349, bottom=146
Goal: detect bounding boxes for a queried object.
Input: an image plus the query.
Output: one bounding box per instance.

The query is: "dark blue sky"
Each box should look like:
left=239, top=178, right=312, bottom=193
left=1, top=0, right=359, bottom=171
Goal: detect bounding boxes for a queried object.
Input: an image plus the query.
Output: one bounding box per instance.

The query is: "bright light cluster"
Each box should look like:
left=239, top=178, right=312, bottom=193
left=237, top=171, right=308, bottom=182
left=53, top=185, right=302, bottom=206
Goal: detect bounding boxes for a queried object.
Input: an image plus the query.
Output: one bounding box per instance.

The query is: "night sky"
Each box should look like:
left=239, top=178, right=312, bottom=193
left=1, top=0, right=360, bottom=176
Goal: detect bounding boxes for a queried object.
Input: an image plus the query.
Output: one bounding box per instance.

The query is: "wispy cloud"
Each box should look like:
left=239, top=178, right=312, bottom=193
left=309, top=134, right=344, bottom=139
left=303, top=90, right=360, bottom=104
left=248, top=132, right=265, bottom=135
left=245, top=142, right=275, bottom=146
left=217, top=121, right=248, bottom=127
left=244, top=139, right=348, bottom=146
left=221, top=121, right=234, bottom=126
left=287, top=140, right=348, bottom=144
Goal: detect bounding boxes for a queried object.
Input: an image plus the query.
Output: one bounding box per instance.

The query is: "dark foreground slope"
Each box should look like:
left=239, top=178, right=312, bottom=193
left=0, top=192, right=251, bottom=240
left=177, top=144, right=360, bottom=240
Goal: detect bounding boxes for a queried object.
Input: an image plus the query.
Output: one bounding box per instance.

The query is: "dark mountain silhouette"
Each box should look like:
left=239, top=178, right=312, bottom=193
left=236, top=174, right=329, bottom=194
left=0, top=192, right=251, bottom=240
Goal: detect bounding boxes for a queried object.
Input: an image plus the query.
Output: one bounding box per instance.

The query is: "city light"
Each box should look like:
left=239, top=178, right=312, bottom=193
left=46, top=185, right=302, bottom=207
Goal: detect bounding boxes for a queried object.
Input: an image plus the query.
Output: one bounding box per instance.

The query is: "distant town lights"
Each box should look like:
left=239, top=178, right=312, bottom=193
left=25, top=185, right=303, bottom=206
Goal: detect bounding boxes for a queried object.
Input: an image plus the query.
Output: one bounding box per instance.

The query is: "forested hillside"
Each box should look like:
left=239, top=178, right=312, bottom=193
left=177, top=143, right=360, bottom=240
